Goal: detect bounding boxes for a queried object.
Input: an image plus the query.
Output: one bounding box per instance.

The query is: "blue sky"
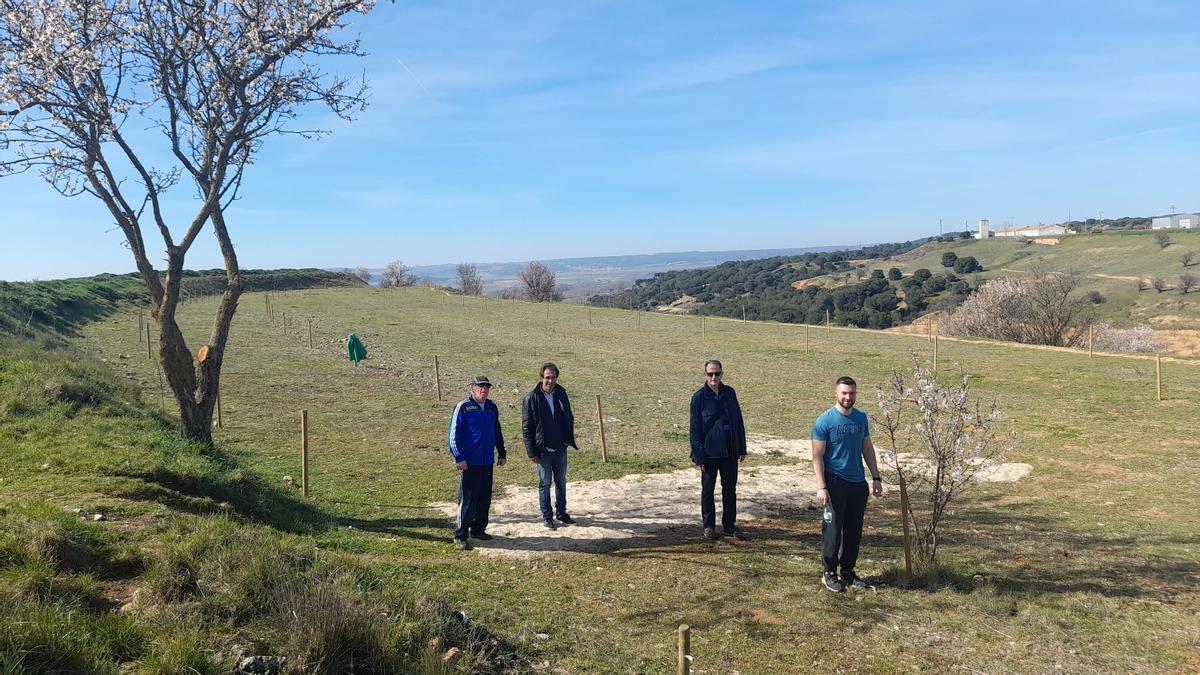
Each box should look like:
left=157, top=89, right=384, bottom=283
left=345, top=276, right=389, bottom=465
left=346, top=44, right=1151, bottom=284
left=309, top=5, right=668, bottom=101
left=3, top=0, right=1200, bottom=280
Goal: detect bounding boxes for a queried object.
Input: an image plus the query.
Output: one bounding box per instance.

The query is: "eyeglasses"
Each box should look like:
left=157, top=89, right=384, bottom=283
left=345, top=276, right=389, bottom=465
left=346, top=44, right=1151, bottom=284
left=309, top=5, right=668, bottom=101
left=705, top=371, right=722, bottom=377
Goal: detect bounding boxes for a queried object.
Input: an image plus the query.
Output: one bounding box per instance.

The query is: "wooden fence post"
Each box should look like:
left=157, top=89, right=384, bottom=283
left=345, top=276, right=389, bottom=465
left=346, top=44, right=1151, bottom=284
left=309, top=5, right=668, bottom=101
left=301, top=409, right=310, bottom=497
left=157, top=365, right=165, bottom=412
left=899, top=480, right=913, bottom=581
left=701, top=317, right=705, bottom=337
left=138, top=310, right=144, bottom=342
left=805, top=323, right=810, bottom=354
left=927, top=315, right=933, bottom=343
left=933, top=334, right=939, bottom=373
left=146, top=324, right=152, bottom=360
left=596, top=394, right=609, bottom=463
left=308, top=319, right=313, bottom=348
left=434, top=355, right=443, bottom=402
left=1156, top=353, right=1162, bottom=401
left=826, top=308, right=830, bottom=329
left=677, top=624, right=691, bottom=675
left=742, top=304, right=746, bottom=322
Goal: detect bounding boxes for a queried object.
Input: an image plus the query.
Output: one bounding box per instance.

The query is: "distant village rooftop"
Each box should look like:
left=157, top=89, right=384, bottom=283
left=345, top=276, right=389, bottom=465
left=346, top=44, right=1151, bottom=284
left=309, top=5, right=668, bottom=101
left=974, top=219, right=1073, bottom=239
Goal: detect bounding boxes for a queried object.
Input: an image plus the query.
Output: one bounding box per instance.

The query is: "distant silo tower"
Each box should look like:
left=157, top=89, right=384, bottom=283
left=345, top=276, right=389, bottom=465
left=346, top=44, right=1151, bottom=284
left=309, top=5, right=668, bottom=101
left=977, top=218, right=990, bottom=239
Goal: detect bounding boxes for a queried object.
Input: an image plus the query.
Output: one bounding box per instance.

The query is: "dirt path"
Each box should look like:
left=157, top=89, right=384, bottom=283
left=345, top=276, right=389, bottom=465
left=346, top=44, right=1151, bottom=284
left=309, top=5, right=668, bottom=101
left=431, top=434, right=1031, bottom=558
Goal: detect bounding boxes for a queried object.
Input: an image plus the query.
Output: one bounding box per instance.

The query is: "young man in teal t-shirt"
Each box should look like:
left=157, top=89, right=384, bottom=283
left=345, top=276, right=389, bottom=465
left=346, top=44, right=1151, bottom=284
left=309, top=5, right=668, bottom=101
left=811, top=376, right=883, bottom=592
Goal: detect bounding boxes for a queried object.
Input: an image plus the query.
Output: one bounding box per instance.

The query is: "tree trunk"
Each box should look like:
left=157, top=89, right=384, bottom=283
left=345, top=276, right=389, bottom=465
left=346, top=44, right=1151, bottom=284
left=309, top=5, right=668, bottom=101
left=148, top=237, right=242, bottom=445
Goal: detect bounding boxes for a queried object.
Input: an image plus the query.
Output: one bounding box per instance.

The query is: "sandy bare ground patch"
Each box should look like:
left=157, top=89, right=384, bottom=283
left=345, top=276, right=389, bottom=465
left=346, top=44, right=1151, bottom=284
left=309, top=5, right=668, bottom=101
left=431, top=434, right=1031, bottom=558
left=1093, top=273, right=1142, bottom=282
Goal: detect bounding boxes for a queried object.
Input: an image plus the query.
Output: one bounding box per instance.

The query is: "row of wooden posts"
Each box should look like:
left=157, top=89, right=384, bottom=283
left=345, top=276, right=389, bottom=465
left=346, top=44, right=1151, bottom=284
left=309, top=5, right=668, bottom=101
left=133, top=304, right=1171, bottom=509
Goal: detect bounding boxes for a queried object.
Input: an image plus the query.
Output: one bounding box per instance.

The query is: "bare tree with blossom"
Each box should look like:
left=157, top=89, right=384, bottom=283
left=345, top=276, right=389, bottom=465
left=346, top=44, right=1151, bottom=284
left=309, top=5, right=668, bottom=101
left=0, top=0, right=375, bottom=442
left=518, top=261, right=561, bottom=302
left=378, top=259, right=416, bottom=288
left=456, top=263, right=482, bottom=296
left=939, top=270, right=1093, bottom=347
left=353, top=266, right=373, bottom=284
left=873, top=354, right=1015, bottom=571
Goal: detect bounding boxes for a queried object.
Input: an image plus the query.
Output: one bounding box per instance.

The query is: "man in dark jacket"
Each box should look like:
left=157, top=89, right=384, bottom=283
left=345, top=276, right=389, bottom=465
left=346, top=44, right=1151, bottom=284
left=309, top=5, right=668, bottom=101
left=448, top=376, right=507, bottom=550
left=522, top=362, right=578, bottom=530
left=689, top=359, right=748, bottom=540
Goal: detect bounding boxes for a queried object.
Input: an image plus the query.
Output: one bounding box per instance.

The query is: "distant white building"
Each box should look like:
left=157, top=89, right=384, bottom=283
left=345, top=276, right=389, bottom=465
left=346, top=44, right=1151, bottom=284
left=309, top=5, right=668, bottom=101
left=993, top=224, right=1072, bottom=238
left=1152, top=213, right=1199, bottom=230
left=973, top=219, right=991, bottom=239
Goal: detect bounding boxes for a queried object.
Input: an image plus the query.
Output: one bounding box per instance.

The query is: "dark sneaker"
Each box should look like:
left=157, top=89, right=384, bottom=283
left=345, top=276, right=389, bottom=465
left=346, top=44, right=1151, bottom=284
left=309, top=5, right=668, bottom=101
left=556, top=513, right=576, bottom=525
left=724, top=527, right=749, bottom=541
left=702, top=527, right=719, bottom=540
left=822, top=571, right=844, bottom=593
left=453, top=538, right=472, bottom=551
left=542, top=519, right=556, bottom=530
left=842, top=571, right=867, bottom=590
left=472, top=532, right=494, bottom=541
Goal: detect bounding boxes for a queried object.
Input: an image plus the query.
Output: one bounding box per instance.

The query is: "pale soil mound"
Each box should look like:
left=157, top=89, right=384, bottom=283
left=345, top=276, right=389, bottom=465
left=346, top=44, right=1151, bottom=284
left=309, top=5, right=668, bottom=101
left=657, top=294, right=699, bottom=314
left=431, top=434, right=1031, bottom=558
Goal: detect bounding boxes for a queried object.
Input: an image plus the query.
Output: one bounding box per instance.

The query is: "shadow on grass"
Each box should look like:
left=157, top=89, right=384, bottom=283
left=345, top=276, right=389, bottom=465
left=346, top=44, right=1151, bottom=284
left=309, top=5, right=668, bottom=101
left=105, top=441, right=332, bottom=535
left=913, top=500, right=1200, bottom=599
left=332, top=515, right=451, bottom=545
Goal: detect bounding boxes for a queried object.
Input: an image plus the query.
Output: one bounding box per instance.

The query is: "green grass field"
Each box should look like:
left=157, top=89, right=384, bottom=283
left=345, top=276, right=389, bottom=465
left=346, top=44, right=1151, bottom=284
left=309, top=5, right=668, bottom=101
left=26, top=286, right=1188, bottom=672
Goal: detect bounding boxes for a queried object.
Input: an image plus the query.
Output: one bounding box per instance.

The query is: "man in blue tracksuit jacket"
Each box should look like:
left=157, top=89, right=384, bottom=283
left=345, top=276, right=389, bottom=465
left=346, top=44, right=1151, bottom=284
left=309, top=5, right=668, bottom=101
left=448, top=375, right=507, bottom=550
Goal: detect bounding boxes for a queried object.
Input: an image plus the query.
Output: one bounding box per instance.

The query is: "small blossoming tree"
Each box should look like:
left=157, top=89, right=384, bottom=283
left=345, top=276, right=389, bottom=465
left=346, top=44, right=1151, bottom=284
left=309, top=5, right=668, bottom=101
left=1, top=0, right=375, bottom=442
left=874, top=354, right=1015, bottom=573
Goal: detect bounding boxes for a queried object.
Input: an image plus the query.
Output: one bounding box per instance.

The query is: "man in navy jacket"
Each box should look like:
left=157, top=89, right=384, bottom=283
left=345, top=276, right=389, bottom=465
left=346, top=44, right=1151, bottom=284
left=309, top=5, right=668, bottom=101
left=522, top=362, right=579, bottom=529
left=689, top=359, right=748, bottom=540
left=449, top=376, right=507, bottom=550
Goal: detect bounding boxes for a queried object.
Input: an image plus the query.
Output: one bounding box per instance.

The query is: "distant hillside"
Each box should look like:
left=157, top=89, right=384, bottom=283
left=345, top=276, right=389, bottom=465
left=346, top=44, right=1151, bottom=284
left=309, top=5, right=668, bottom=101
left=865, top=229, right=1200, bottom=330
left=590, top=228, right=1200, bottom=332
left=588, top=239, right=937, bottom=328
left=340, top=246, right=846, bottom=300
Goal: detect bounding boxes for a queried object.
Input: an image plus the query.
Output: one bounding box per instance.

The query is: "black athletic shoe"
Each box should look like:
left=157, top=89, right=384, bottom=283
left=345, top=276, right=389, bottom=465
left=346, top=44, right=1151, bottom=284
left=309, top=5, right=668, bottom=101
left=542, top=519, right=556, bottom=530
left=842, top=570, right=867, bottom=590
left=822, top=571, right=844, bottom=593
left=724, top=527, right=749, bottom=540
left=472, top=532, right=494, bottom=541
left=556, top=513, right=576, bottom=524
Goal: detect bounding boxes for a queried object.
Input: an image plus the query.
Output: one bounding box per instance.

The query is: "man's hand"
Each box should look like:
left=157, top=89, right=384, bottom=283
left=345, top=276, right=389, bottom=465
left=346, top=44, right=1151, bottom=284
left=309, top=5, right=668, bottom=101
left=455, top=460, right=468, bottom=472
left=695, top=462, right=705, bottom=474
left=872, top=479, right=883, bottom=497
left=738, top=454, right=746, bottom=463
left=817, top=487, right=829, bottom=506
left=497, top=457, right=507, bottom=467
left=530, top=457, right=541, bottom=465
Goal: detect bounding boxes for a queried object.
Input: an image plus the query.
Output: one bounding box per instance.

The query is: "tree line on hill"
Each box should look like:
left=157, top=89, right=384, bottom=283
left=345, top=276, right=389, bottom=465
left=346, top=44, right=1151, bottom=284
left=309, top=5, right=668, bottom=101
left=587, top=239, right=977, bottom=329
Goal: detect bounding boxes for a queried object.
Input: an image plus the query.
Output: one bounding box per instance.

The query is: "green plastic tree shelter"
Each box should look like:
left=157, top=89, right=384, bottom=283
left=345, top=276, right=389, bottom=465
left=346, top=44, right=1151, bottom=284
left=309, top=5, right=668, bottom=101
left=346, top=332, right=368, bottom=366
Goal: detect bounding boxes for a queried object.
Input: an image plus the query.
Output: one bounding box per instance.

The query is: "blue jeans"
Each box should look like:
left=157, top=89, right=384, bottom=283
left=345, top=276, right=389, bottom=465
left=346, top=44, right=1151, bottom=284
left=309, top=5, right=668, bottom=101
left=536, top=449, right=568, bottom=520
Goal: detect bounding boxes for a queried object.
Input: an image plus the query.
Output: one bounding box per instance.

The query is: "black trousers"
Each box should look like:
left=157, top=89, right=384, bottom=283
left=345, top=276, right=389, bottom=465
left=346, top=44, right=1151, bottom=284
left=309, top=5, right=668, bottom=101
left=700, top=456, right=738, bottom=531
left=455, top=465, right=493, bottom=540
left=821, top=472, right=869, bottom=574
